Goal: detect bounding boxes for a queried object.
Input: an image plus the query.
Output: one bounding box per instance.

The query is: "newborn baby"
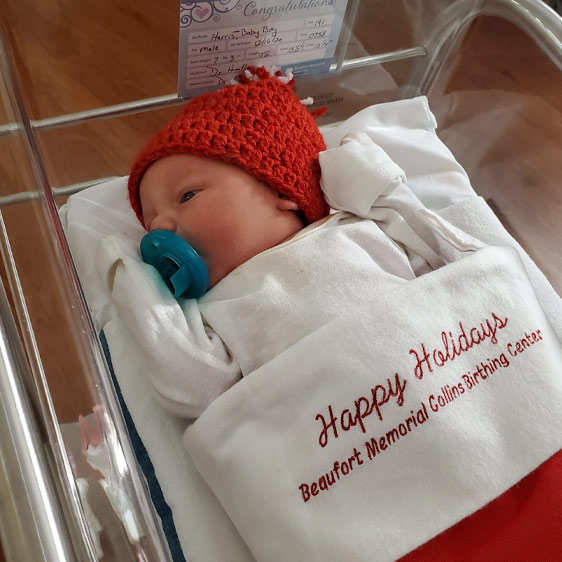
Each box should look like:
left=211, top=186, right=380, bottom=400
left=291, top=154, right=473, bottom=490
left=104, top=67, right=447, bottom=418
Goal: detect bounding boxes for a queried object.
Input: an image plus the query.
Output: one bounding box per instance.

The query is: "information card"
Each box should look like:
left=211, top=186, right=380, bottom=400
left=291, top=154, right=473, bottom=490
left=178, top=0, right=349, bottom=97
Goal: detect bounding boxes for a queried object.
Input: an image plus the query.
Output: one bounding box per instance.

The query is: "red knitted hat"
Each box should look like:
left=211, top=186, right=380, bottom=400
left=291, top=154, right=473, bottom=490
left=128, top=67, right=329, bottom=226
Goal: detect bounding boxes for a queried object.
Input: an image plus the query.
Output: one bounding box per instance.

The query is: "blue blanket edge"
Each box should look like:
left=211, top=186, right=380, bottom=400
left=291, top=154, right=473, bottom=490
left=99, top=329, right=186, bottom=562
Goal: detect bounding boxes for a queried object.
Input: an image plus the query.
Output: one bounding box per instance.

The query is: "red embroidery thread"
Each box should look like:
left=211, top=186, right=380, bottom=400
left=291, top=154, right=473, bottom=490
left=299, top=447, right=364, bottom=502
left=316, top=373, right=407, bottom=448
left=410, top=312, right=509, bottom=380
left=507, top=329, right=543, bottom=357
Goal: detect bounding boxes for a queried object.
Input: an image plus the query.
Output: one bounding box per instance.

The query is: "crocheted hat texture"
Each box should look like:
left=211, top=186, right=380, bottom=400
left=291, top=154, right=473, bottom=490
left=128, top=68, right=329, bottom=226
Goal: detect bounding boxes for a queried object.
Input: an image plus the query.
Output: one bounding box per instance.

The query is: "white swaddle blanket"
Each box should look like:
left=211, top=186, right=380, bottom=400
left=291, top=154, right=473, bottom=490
left=62, top=96, right=562, bottom=562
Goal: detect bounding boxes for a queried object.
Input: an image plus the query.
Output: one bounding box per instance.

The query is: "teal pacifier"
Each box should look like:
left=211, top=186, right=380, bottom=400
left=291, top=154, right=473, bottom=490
left=140, top=229, right=209, bottom=299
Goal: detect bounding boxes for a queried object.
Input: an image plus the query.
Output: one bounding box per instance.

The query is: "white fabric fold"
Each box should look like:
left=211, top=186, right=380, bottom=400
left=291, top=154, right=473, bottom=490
left=321, top=131, right=407, bottom=214
left=416, top=207, right=488, bottom=253
left=320, top=131, right=456, bottom=274
left=96, top=235, right=241, bottom=419
left=322, top=97, right=475, bottom=211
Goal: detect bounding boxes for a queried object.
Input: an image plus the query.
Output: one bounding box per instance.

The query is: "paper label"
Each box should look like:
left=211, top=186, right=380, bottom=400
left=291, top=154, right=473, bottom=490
left=178, top=0, right=349, bottom=97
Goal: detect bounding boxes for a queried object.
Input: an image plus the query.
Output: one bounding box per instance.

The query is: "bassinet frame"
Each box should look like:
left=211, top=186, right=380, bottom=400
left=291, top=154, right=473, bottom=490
left=0, top=1, right=560, bottom=561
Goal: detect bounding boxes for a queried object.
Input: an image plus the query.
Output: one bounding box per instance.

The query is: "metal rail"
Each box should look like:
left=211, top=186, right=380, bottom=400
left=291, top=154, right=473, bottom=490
left=0, top=48, right=427, bottom=139
left=1, top=1, right=557, bottom=139
left=0, top=1, right=560, bottom=559
left=0, top=27, right=102, bottom=562
left=0, top=26, right=173, bottom=562
left=0, top=274, right=77, bottom=562
left=404, top=0, right=562, bottom=98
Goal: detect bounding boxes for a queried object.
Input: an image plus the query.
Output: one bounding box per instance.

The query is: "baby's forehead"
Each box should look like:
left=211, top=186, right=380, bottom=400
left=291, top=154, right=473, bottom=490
left=140, top=156, right=191, bottom=194
left=138, top=165, right=172, bottom=215
left=138, top=154, right=205, bottom=208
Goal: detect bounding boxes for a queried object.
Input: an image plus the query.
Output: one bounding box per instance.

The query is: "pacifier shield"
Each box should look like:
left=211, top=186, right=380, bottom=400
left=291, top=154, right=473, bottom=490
left=140, top=230, right=209, bottom=299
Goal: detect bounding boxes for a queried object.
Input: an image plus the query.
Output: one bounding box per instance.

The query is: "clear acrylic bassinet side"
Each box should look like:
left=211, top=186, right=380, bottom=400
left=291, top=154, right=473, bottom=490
left=0, top=1, right=560, bottom=562
left=407, top=0, right=562, bottom=295
left=0, top=21, right=173, bottom=562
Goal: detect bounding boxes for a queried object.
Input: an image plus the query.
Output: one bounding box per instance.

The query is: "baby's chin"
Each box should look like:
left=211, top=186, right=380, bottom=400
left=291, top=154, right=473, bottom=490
left=206, top=261, right=240, bottom=290
left=207, top=271, right=222, bottom=290
left=203, top=229, right=300, bottom=290
left=205, top=252, right=255, bottom=290
left=202, top=254, right=231, bottom=290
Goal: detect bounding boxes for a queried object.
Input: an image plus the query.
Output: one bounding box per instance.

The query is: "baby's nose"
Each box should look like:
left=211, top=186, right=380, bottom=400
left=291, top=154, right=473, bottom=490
left=149, top=214, right=176, bottom=233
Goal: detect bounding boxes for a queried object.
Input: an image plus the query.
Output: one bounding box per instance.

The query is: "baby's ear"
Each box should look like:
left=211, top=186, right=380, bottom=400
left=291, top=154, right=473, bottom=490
left=277, top=195, right=300, bottom=212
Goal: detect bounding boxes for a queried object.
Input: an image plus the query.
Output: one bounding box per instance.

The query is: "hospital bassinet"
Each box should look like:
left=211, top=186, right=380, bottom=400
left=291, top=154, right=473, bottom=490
left=0, top=0, right=561, bottom=560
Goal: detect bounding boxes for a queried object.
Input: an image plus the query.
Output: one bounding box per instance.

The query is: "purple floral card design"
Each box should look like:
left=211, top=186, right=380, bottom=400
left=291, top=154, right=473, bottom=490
left=180, top=1, right=241, bottom=28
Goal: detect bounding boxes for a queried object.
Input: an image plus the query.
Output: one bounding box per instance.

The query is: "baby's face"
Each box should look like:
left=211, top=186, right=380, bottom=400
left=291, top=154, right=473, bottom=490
left=139, top=154, right=304, bottom=288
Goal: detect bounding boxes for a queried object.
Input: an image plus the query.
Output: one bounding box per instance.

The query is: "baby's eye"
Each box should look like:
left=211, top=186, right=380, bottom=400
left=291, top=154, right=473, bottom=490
left=180, top=190, right=199, bottom=203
